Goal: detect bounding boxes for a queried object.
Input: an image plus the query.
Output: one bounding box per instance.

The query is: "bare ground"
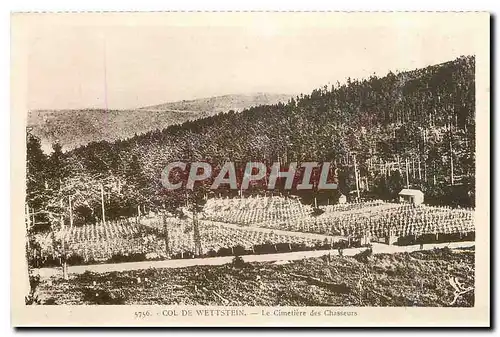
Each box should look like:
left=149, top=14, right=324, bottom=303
left=34, top=247, right=474, bottom=307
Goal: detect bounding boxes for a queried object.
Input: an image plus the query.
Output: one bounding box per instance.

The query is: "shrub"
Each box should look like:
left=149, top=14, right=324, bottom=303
left=354, top=247, right=373, bottom=263
left=25, top=274, right=41, bottom=305
left=231, top=255, right=246, bottom=268
left=82, top=288, right=126, bottom=305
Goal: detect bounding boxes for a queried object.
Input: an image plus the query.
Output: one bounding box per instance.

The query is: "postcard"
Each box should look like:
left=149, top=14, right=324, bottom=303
left=11, top=11, right=490, bottom=327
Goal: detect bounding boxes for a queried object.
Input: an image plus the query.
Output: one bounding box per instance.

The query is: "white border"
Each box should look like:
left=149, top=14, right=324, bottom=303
left=2, top=1, right=497, bottom=336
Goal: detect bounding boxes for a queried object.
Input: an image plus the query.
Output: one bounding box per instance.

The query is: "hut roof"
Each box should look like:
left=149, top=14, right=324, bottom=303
left=399, top=189, right=424, bottom=196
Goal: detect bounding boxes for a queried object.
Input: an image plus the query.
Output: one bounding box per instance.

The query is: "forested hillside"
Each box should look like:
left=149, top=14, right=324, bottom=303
left=26, top=56, right=475, bottom=226
left=28, top=93, right=292, bottom=152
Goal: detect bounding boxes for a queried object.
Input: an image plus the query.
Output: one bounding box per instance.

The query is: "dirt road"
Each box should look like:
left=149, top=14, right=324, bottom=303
left=34, top=241, right=474, bottom=279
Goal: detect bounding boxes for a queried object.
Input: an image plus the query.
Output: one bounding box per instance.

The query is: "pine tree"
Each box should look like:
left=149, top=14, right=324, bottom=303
left=47, top=143, right=68, bottom=191
left=26, top=131, right=47, bottom=210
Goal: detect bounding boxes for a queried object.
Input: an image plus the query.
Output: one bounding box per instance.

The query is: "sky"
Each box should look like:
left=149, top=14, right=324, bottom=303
left=23, top=13, right=482, bottom=110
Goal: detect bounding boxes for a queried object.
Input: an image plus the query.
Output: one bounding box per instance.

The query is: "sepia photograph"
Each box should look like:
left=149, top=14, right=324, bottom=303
left=11, top=11, right=490, bottom=327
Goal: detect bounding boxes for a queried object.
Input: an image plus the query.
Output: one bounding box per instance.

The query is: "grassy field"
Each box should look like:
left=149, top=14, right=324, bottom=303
left=34, top=247, right=474, bottom=307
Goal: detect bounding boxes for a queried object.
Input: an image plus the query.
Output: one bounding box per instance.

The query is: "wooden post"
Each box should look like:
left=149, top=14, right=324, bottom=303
left=433, top=167, right=437, bottom=186
left=26, top=204, right=31, bottom=231
left=193, top=210, right=202, bottom=256
left=68, top=195, right=74, bottom=228
left=100, top=184, right=106, bottom=225
left=60, top=199, right=68, bottom=280
left=163, top=214, right=170, bottom=257
left=26, top=204, right=30, bottom=251
left=448, top=116, right=455, bottom=186
left=424, top=160, right=428, bottom=183
left=405, top=158, right=410, bottom=188
left=352, top=153, right=360, bottom=199
left=450, top=137, right=455, bottom=186
left=418, top=158, right=422, bottom=181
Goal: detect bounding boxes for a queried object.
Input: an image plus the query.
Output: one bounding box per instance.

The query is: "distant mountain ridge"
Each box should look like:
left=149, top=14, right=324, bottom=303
left=28, top=93, right=293, bottom=153
left=141, top=93, right=292, bottom=113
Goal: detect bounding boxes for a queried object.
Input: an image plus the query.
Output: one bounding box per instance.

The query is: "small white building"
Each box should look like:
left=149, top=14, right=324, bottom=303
left=399, top=189, right=424, bottom=205
left=338, top=194, right=347, bottom=204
